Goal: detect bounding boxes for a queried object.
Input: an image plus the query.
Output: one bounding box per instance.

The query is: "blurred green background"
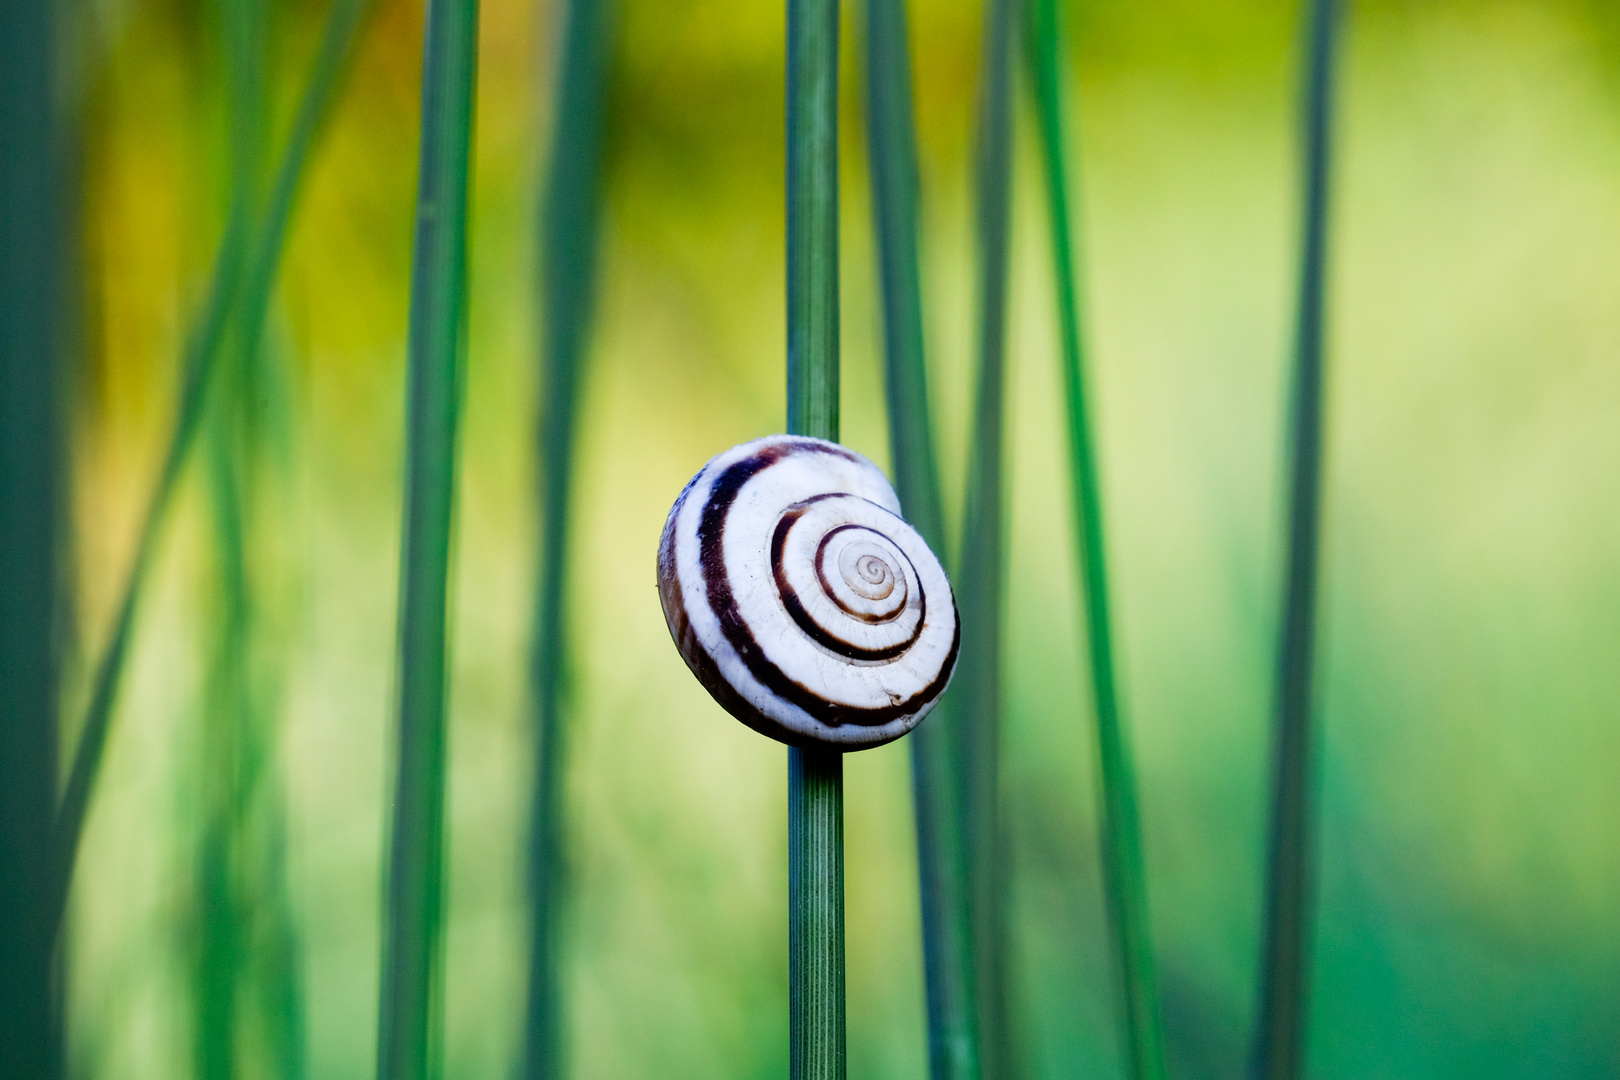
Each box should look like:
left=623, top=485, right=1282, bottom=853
left=63, top=0, right=1620, bottom=1077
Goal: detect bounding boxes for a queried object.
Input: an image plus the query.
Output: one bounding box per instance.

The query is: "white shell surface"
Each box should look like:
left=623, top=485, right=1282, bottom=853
left=659, top=435, right=959, bottom=750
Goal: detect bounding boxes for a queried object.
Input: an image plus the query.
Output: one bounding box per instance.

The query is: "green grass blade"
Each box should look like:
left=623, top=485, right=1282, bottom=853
left=956, top=0, right=1018, bottom=1074
left=786, top=0, right=840, bottom=443
left=258, top=814, right=310, bottom=1080
left=786, top=0, right=844, bottom=1076
left=1023, top=3, right=1168, bottom=1079
left=193, top=0, right=314, bottom=1073
left=374, top=0, right=479, bottom=1077
left=1254, top=0, right=1340, bottom=1076
left=523, top=0, right=612, bottom=1074
left=236, top=0, right=370, bottom=367
left=861, top=0, right=943, bottom=550
left=52, top=199, right=252, bottom=940
left=191, top=0, right=268, bottom=1074
left=50, top=0, right=372, bottom=939
left=789, top=748, right=845, bottom=1080
left=859, top=3, right=979, bottom=1077
left=0, top=0, right=66, bottom=1074
left=236, top=0, right=371, bottom=365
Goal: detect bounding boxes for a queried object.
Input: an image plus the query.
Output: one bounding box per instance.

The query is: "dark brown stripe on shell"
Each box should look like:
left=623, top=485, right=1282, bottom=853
left=659, top=479, right=784, bottom=744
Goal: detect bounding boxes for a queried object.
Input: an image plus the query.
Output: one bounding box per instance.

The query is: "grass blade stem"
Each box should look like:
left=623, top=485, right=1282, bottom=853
left=957, top=0, right=1018, bottom=1073
left=190, top=0, right=269, bottom=1074
left=374, top=0, right=479, bottom=1077
left=0, top=0, right=67, bottom=1073
left=786, top=0, right=845, bottom=1076
left=522, top=0, right=612, bottom=1074
left=860, top=2, right=979, bottom=1077
left=1254, top=0, right=1341, bottom=1076
left=1023, top=3, right=1167, bottom=1078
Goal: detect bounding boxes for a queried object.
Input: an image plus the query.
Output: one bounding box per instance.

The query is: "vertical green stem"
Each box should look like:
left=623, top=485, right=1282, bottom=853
left=789, top=749, right=846, bottom=1080
left=50, top=0, right=372, bottom=941
left=196, top=430, right=250, bottom=1080
left=0, top=0, right=65, bottom=1074
left=1023, top=4, right=1167, bottom=1079
left=1254, top=0, right=1339, bottom=1077
left=786, top=0, right=839, bottom=440
left=861, top=0, right=939, bottom=546
left=200, top=3, right=370, bottom=1065
left=192, top=0, right=268, bottom=1073
left=958, top=0, right=1018, bottom=1074
left=523, top=0, right=611, bottom=1075
left=859, top=2, right=979, bottom=1077
left=786, top=0, right=844, bottom=1077
left=376, top=0, right=478, bottom=1078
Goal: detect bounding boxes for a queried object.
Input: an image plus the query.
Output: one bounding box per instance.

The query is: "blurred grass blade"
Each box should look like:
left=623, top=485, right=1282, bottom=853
left=203, top=341, right=309, bottom=1080
left=956, top=0, right=1018, bottom=1074
left=523, top=0, right=612, bottom=1074
left=1023, top=3, right=1168, bottom=1079
left=786, top=0, right=844, bottom=1076
left=375, top=0, right=479, bottom=1078
left=52, top=187, right=252, bottom=942
left=0, top=0, right=66, bottom=1075
left=859, top=2, right=979, bottom=1077
left=236, top=0, right=372, bottom=365
left=1254, top=0, right=1340, bottom=1077
left=191, top=0, right=312, bottom=1075
left=191, top=0, right=266, bottom=1074
left=258, top=810, right=310, bottom=1080
left=199, top=7, right=368, bottom=1079
left=51, top=0, right=373, bottom=939
left=861, top=0, right=942, bottom=550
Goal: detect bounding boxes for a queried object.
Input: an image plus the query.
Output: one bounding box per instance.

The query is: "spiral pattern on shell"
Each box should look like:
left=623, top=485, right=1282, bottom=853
left=657, top=435, right=960, bottom=750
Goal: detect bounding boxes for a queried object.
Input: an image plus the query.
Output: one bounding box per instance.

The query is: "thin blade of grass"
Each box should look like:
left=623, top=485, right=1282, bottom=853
left=0, top=0, right=66, bottom=1074
left=217, top=344, right=309, bottom=1080
left=522, top=0, right=612, bottom=1074
left=1022, top=3, right=1168, bottom=1079
left=956, top=0, right=1018, bottom=1074
left=1254, top=0, right=1340, bottom=1077
left=786, top=0, right=840, bottom=441
left=374, top=0, right=479, bottom=1077
left=51, top=0, right=373, bottom=939
left=859, top=2, right=979, bottom=1077
left=786, top=0, right=844, bottom=1076
left=256, top=796, right=310, bottom=1080
left=789, top=747, right=845, bottom=1080
left=52, top=193, right=252, bottom=940
left=236, top=0, right=371, bottom=366
left=190, top=0, right=269, bottom=1073
left=195, top=443, right=250, bottom=1080
left=207, top=9, right=344, bottom=1078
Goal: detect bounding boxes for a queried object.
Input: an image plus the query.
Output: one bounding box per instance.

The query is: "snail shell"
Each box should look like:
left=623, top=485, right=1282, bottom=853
left=657, top=435, right=959, bottom=750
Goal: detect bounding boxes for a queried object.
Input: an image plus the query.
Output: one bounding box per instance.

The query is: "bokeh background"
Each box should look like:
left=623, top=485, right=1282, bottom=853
left=65, top=0, right=1620, bottom=1077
